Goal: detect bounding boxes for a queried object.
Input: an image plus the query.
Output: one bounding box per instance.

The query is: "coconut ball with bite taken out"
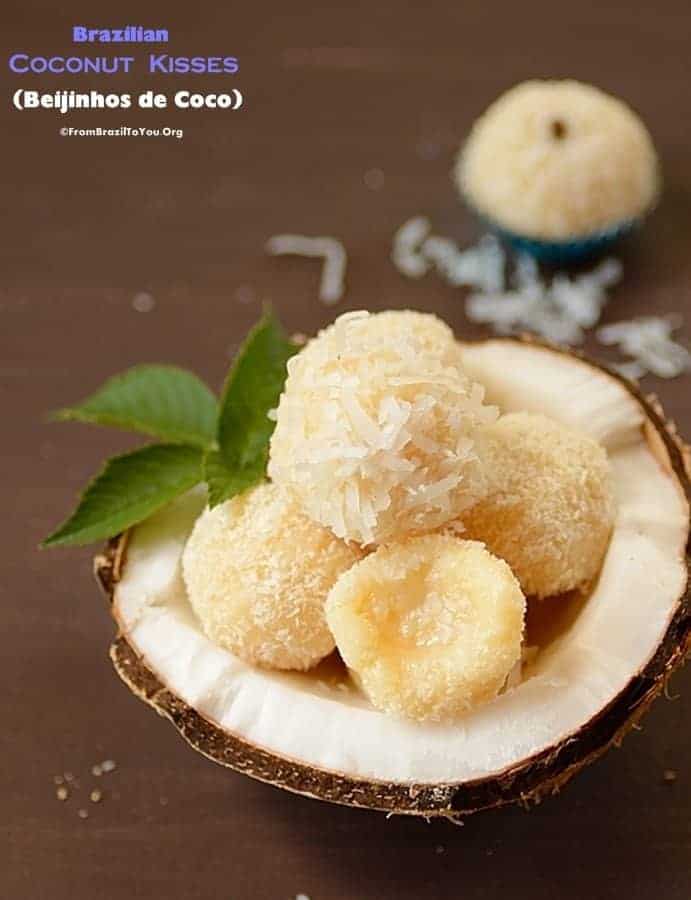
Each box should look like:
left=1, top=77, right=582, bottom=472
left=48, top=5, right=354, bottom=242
left=326, top=534, right=526, bottom=722
left=268, top=310, right=498, bottom=545
left=182, top=482, right=362, bottom=671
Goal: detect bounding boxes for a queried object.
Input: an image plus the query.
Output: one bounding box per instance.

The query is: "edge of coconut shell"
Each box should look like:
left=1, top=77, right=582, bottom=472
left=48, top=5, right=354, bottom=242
left=94, top=337, right=691, bottom=818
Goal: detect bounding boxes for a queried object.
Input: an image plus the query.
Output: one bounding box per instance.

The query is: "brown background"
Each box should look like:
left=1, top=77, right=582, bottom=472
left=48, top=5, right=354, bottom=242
left=2, top=1, right=690, bottom=898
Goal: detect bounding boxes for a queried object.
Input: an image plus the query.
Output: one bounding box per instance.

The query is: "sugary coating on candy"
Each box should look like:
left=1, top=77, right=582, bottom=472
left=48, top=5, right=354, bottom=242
left=268, top=310, right=498, bottom=545
left=182, top=482, right=362, bottom=671
left=457, top=80, right=658, bottom=239
left=461, top=412, right=614, bottom=598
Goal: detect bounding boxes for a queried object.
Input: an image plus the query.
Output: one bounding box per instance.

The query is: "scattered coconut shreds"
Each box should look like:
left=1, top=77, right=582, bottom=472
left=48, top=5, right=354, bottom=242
left=266, top=234, right=346, bottom=305
left=611, top=360, right=648, bottom=381
left=597, top=316, right=691, bottom=379
left=390, top=218, right=691, bottom=379
left=552, top=258, right=623, bottom=328
left=52, top=758, right=120, bottom=817
left=53, top=772, right=80, bottom=792
left=423, top=234, right=506, bottom=293
left=393, top=218, right=506, bottom=291
left=466, top=254, right=624, bottom=346
left=391, top=216, right=432, bottom=278
left=392, top=219, right=627, bottom=349
left=467, top=288, right=581, bottom=346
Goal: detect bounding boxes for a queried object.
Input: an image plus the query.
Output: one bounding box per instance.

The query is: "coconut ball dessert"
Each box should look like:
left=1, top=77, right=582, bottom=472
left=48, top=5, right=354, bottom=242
left=78, top=309, right=690, bottom=817
left=326, top=534, right=525, bottom=722
left=460, top=412, right=614, bottom=598
left=268, top=310, right=498, bottom=545
left=456, top=80, right=659, bottom=261
left=296, top=308, right=464, bottom=370
left=182, top=482, right=362, bottom=671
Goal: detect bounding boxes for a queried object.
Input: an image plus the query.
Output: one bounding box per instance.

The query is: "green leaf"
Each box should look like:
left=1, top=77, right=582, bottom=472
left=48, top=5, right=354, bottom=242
left=218, top=309, right=298, bottom=465
left=42, top=444, right=204, bottom=547
left=53, top=365, right=218, bottom=449
left=204, top=449, right=267, bottom=508
left=210, top=308, right=297, bottom=505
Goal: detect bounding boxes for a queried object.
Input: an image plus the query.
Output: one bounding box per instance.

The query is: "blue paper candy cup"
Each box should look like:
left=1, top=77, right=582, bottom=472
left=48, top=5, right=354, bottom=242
left=483, top=217, right=640, bottom=265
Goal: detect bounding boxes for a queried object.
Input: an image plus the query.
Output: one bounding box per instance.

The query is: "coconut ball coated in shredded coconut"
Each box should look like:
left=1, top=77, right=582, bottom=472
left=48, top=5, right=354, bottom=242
left=459, top=412, right=615, bottom=598
left=457, top=80, right=659, bottom=240
left=182, top=483, right=363, bottom=671
left=295, top=309, right=464, bottom=370
left=268, top=310, right=498, bottom=545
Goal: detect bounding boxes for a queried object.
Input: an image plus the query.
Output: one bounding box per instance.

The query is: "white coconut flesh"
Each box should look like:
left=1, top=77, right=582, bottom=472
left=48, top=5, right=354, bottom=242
left=112, top=339, right=689, bottom=786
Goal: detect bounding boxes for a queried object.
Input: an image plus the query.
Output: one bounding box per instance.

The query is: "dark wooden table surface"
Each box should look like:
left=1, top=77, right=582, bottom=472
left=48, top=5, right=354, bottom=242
left=3, top=1, right=690, bottom=898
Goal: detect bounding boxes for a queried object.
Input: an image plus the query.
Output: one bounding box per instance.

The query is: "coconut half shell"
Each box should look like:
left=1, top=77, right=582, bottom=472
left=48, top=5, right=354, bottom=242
left=95, top=338, right=691, bottom=817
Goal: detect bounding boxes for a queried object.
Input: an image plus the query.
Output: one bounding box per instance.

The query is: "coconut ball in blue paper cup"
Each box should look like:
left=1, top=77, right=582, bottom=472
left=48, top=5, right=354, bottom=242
left=455, top=80, right=660, bottom=264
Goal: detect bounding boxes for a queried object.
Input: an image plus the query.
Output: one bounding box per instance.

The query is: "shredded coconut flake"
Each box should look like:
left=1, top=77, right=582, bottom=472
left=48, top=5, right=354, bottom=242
left=466, top=254, right=623, bottom=345
left=422, top=233, right=506, bottom=292
left=390, top=220, right=637, bottom=360
left=610, top=360, right=647, bottom=381
left=392, top=220, right=505, bottom=292
left=269, top=310, right=498, bottom=544
left=266, top=234, right=347, bottom=305
left=394, top=213, right=685, bottom=379
left=391, top=216, right=432, bottom=278
left=597, top=316, right=691, bottom=379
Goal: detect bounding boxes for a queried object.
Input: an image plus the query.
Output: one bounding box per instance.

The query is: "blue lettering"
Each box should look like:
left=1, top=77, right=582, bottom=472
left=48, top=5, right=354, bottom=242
left=9, top=54, right=29, bottom=73
left=149, top=54, right=167, bottom=73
